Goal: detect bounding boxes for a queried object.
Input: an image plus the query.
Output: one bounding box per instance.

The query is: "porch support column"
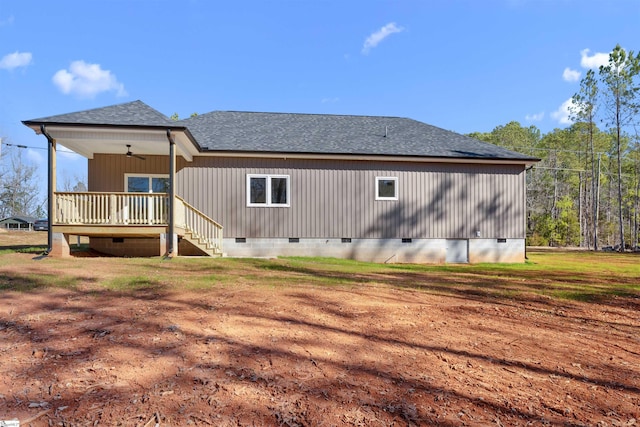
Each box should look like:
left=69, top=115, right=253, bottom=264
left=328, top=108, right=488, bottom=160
left=41, top=125, right=56, bottom=255
left=524, top=165, right=527, bottom=260
left=166, top=129, right=177, bottom=257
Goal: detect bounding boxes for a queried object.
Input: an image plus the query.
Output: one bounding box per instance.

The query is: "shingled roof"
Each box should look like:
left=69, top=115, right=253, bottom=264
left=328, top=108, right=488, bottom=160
left=180, top=110, right=536, bottom=161
left=23, top=100, right=178, bottom=129
left=24, top=100, right=537, bottom=161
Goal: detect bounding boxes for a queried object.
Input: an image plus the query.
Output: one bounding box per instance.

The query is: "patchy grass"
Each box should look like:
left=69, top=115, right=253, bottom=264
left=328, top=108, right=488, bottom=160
left=0, top=270, right=86, bottom=292
left=0, top=245, right=47, bottom=255
left=0, top=229, right=637, bottom=302
left=104, top=275, right=166, bottom=291
left=272, top=251, right=640, bottom=303
left=0, top=246, right=638, bottom=304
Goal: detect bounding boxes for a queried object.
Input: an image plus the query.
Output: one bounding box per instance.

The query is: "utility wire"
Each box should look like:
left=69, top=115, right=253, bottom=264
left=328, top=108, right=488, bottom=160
left=508, top=146, right=611, bottom=156
left=533, top=166, right=586, bottom=172
left=1, top=142, right=78, bottom=154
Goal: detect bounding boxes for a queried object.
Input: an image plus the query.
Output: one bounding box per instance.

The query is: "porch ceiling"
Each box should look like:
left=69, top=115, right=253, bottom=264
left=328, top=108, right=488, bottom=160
left=28, top=125, right=198, bottom=161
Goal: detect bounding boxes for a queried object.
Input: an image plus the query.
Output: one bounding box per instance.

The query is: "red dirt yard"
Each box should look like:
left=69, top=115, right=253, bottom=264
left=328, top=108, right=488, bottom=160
left=0, top=232, right=639, bottom=426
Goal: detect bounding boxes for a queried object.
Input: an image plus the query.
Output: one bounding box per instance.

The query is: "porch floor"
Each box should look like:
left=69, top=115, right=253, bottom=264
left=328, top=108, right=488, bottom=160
left=52, top=224, right=184, bottom=238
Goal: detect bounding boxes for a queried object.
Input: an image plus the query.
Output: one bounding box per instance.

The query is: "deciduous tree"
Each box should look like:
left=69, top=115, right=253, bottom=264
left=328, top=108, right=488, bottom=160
left=0, top=150, right=41, bottom=218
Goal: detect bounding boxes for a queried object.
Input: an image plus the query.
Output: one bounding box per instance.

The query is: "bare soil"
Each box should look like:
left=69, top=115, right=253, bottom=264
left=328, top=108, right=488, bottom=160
left=0, top=232, right=638, bottom=426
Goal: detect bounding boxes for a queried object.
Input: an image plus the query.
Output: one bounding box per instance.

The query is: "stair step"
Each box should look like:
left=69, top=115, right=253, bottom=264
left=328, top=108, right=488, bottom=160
left=182, top=233, right=223, bottom=257
left=182, top=218, right=223, bottom=256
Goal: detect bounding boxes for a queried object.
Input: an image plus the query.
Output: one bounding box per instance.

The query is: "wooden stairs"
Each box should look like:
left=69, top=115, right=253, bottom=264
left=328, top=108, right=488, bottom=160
left=176, top=196, right=224, bottom=257
left=182, top=230, right=223, bottom=257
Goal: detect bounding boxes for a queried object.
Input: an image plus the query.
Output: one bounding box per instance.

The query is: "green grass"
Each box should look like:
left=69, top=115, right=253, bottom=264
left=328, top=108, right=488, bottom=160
left=104, top=275, right=165, bottom=291
left=0, top=245, right=47, bottom=255
left=275, top=251, right=640, bottom=302
left=0, top=271, right=87, bottom=291
left=0, top=249, right=638, bottom=303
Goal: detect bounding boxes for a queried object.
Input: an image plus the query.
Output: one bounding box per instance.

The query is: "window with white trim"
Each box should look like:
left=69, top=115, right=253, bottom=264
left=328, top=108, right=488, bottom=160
left=375, top=177, right=398, bottom=200
left=124, top=174, right=170, bottom=193
left=247, top=174, right=290, bottom=207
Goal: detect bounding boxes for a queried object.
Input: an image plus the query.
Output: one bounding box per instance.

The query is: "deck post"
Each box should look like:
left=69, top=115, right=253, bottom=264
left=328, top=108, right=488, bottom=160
left=167, top=129, right=177, bottom=257
left=41, top=125, right=56, bottom=255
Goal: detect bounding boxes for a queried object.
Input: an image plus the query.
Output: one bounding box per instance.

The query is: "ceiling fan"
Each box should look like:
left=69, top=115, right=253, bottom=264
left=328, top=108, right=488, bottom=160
left=125, top=145, right=146, bottom=160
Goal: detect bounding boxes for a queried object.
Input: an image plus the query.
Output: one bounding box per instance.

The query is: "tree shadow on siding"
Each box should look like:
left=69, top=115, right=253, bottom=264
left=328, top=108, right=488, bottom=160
left=348, top=173, right=522, bottom=262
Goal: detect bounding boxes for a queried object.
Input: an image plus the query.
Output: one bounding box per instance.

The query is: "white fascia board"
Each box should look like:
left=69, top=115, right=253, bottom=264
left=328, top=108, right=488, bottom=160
left=47, top=126, right=167, bottom=143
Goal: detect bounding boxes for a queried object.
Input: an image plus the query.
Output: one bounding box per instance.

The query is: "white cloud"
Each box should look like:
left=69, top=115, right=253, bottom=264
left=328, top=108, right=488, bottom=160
left=551, top=98, right=574, bottom=125
left=0, top=51, right=33, bottom=70
left=580, top=48, right=609, bottom=69
left=525, top=112, right=544, bottom=122
left=26, top=149, right=45, bottom=166
left=58, top=149, right=84, bottom=161
left=562, top=67, right=581, bottom=82
left=52, top=60, right=127, bottom=98
left=0, top=15, right=15, bottom=26
left=362, top=22, right=404, bottom=55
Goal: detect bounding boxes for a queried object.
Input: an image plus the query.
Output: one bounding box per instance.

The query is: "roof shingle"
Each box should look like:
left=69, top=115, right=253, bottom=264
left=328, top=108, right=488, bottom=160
left=180, top=111, right=537, bottom=161
left=23, top=100, right=177, bottom=128
left=24, top=101, right=538, bottom=161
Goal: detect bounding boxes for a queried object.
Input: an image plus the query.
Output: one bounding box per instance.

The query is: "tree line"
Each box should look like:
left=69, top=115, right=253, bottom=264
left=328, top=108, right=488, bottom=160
left=470, top=44, right=640, bottom=251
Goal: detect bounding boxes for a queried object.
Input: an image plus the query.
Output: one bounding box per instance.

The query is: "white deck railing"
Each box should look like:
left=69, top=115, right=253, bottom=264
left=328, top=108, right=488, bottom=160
left=53, top=192, right=223, bottom=254
left=55, top=192, right=169, bottom=225
left=175, top=196, right=223, bottom=254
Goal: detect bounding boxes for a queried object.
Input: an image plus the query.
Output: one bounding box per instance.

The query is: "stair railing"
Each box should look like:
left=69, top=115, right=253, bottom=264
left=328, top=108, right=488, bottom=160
left=175, top=196, right=223, bottom=254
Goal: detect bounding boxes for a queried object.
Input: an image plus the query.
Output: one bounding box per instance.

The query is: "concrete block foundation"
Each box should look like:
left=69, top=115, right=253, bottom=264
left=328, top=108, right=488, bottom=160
left=77, top=236, right=524, bottom=263
left=223, top=238, right=525, bottom=264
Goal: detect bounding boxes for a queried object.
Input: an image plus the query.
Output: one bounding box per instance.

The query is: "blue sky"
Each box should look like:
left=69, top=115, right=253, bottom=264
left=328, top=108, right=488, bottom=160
left=1, top=0, right=640, bottom=194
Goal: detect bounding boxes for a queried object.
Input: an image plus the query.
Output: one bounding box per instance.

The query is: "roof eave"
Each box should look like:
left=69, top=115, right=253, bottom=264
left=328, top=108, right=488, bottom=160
left=22, top=120, right=188, bottom=133
left=195, top=149, right=541, bottom=165
left=22, top=121, right=202, bottom=161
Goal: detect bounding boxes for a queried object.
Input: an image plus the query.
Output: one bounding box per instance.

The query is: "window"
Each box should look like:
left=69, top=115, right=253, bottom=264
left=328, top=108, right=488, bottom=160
left=123, top=174, right=170, bottom=224
left=247, top=174, right=290, bottom=207
left=375, top=177, right=398, bottom=200
left=124, top=174, right=170, bottom=193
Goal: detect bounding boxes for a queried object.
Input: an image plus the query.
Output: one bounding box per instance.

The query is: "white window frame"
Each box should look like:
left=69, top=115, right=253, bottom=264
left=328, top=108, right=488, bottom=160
left=123, top=174, right=170, bottom=224
left=124, top=173, right=170, bottom=193
left=375, top=176, right=399, bottom=201
left=247, top=174, right=291, bottom=207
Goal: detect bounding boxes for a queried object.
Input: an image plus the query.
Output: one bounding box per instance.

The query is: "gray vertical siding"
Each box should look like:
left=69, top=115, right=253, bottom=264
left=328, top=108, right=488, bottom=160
left=173, top=157, right=525, bottom=239
left=89, top=154, right=525, bottom=239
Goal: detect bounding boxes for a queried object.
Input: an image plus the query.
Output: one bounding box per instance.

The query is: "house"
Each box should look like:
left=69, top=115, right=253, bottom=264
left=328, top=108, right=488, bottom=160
left=0, top=216, right=37, bottom=231
left=23, top=100, right=538, bottom=263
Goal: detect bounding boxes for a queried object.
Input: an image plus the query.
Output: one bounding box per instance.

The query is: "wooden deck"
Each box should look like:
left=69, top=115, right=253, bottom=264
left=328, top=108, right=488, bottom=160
left=51, top=224, right=175, bottom=237
left=52, top=192, right=223, bottom=256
